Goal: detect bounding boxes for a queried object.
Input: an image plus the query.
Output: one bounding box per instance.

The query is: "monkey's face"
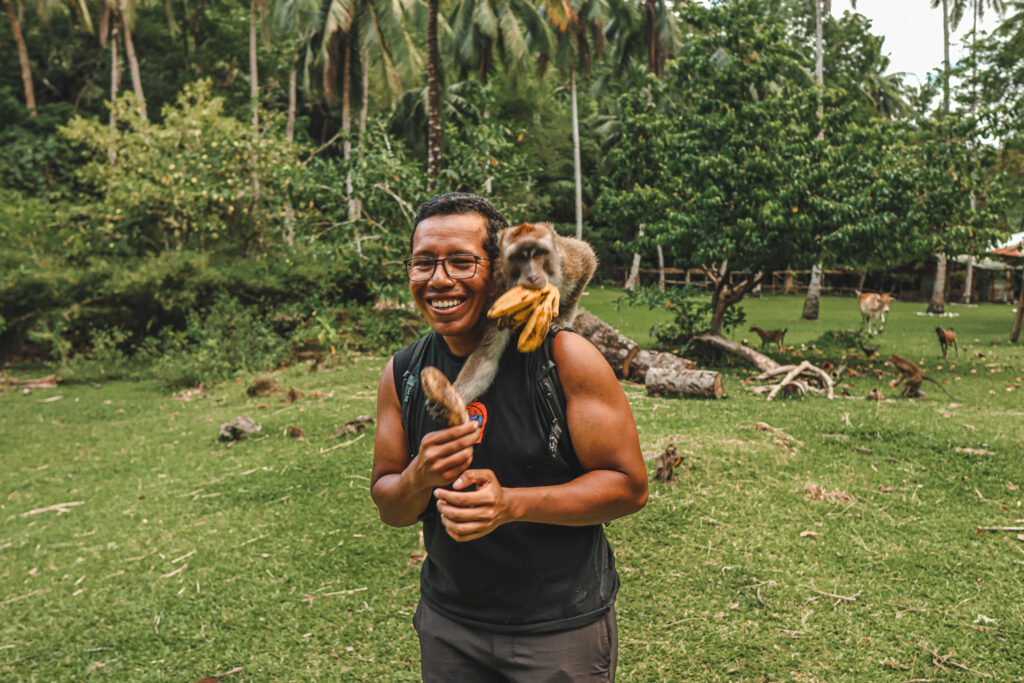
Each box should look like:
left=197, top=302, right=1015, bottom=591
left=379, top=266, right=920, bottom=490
left=409, top=213, right=493, bottom=355
left=499, top=223, right=558, bottom=290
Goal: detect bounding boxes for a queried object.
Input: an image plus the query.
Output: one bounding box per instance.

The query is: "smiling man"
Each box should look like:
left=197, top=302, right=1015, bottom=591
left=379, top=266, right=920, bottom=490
left=371, top=193, right=647, bottom=682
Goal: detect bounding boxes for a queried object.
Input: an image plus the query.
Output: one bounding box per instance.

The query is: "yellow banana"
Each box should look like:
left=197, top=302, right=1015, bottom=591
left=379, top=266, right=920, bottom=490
left=508, top=305, right=534, bottom=328
left=518, top=299, right=553, bottom=352
left=546, top=285, right=560, bottom=318
left=487, top=285, right=546, bottom=319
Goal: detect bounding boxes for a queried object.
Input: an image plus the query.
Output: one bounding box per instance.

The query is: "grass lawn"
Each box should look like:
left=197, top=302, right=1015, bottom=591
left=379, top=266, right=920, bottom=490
left=2, top=292, right=1023, bottom=681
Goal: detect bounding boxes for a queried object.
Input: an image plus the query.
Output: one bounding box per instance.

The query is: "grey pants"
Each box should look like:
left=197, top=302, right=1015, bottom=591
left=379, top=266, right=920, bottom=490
left=413, top=601, right=617, bottom=682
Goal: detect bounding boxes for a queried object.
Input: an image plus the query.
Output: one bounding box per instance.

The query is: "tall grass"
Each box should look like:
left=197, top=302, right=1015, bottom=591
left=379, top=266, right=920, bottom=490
left=2, top=294, right=1022, bottom=680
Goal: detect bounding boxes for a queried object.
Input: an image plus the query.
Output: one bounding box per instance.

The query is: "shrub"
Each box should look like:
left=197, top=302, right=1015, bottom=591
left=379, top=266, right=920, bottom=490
left=618, top=285, right=746, bottom=351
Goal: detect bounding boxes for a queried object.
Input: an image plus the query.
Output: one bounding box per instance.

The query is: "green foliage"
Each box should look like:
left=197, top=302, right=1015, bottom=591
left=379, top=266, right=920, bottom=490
left=58, top=81, right=306, bottom=256
left=617, top=285, right=746, bottom=350
left=137, top=295, right=287, bottom=389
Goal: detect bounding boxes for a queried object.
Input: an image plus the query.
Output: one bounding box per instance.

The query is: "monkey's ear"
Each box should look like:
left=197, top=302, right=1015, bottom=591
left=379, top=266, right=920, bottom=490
left=497, top=227, right=512, bottom=248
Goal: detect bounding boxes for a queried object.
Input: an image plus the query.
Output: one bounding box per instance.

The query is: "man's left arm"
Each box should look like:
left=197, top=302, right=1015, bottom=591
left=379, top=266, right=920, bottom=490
left=434, top=332, right=648, bottom=541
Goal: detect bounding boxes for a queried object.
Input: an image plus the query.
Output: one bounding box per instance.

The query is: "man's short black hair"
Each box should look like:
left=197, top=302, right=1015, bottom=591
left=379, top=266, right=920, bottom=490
left=412, top=193, right=508, bottom=261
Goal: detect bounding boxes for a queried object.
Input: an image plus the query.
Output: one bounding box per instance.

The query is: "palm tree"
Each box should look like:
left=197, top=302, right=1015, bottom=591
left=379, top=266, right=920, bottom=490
left=426, top=0, right=441, bottom=188
left=3, top=0, right=93, bottom=116
left=605, top=0, right=680, bottom=289
left=111, top=0, right=147, bottom=119
left=539, top=0, right=610, bottom=239
left=4, top=0, right=38, bottom=115
left=448, top=0, right=552, bottom=192
left=800, top=0, right=838, bottom=320
left=926, top=0, right=1005, bottom=313
left=449, top=0, right=551, bottom=85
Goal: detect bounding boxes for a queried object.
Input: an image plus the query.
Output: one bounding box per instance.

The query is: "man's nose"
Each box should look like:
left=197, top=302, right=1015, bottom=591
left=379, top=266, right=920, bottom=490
left=429, top=261, right=456, bottom=286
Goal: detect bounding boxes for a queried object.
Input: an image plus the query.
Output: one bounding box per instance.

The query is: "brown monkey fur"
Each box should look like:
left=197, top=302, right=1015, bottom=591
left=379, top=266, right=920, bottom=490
left=452, top=222, right=597, bottom=403
left=884, top=354, right=958, bottom=400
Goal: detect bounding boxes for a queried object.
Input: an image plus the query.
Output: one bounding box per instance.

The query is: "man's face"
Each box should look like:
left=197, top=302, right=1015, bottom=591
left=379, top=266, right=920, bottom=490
left=409, top=213, right=492, bottom=347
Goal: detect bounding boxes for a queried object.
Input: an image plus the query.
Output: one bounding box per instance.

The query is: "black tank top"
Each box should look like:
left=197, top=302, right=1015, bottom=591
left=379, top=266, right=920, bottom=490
left=392, top=330, right=619, bottom=634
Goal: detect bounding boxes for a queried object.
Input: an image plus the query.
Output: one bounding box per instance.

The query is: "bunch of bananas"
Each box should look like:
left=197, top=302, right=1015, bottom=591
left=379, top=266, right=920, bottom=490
left=487, top=283, right=560, bottom=352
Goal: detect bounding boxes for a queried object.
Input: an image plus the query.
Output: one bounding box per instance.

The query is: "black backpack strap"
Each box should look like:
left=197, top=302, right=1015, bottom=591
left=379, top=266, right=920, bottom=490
left=396, top=333, right=432, bottom=453
left=536, top=330, right=580, bottom=472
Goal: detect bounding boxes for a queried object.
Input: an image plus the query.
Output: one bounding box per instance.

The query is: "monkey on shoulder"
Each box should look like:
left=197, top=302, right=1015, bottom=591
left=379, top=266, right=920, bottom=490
left=451, top=222, right=598, bottom=404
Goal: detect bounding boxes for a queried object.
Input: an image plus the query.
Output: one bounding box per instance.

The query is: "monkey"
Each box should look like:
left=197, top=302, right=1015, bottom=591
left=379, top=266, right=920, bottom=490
left=935, top=326, right=958, bottom=358
left=652, top=443, right=682, bottom=483
left=749, top=325, right=787, bottom=351
left=884, top=354, right=959, bottom=400
left=452, top=222, right=598, bottom=404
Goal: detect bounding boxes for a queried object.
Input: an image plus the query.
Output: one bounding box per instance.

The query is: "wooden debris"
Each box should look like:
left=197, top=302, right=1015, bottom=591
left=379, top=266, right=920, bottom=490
left=333, top=415, right=375, bottom=438
left=804, top=483, right=853, bottom=503
left=219, top=415, right=262, bottom=442
left=573, top=310, right=720, bottom=399
left=20, top=501, right=84, bottom=517
left=8, top=374, right=59, bottom=389
left=246, top=376, right=279, bottom=397
left=976, top=526, right=1024, bottom=532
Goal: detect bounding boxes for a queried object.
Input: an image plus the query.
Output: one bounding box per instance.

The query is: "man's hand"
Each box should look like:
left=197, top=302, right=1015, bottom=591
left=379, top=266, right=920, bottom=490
left=434, top=469, right=509, bottom=542
left=409, top=421, right=478, bottom=491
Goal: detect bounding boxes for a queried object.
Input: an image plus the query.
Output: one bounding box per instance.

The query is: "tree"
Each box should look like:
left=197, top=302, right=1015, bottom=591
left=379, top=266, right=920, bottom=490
left=449, top=0, right=551, bottom=85
left=926, top=0, right=1006, bottom=312
left=3, top=0, right=94, bottom=116
left=539, top=0, right=609, bottom=239
left=3, top=0, right=37, bottom=115
left=597, top=0, right=834, bottom=336
left=604, top=0, right=681, bottom=289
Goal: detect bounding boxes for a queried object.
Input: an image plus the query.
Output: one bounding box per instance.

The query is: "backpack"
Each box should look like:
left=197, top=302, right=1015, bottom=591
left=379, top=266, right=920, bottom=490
left=397, top=332, right=577, bottom=468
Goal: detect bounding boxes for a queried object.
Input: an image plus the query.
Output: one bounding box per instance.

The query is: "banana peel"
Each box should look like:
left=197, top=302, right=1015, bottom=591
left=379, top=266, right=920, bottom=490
left=487, top=284, right=561, bottom=353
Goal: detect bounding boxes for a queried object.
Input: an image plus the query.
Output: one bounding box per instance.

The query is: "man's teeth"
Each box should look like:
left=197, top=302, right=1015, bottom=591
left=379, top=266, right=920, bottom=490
left=433, top=299, right=462, bottom=310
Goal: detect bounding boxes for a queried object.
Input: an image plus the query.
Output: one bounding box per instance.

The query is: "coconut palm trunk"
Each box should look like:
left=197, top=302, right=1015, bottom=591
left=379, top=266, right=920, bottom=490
left=4, top=0, right=37, bottom=116
left=802, top=0, right=826, bottom=320
left=286, top=54, right=298, bottom=143
left=570, top=63, right=583, bottom=240
left=108, top=17, right=121, bottom=165
left=119, top=2, right=146, bottom=119
left=426, top=0, right=442, bottom=189
left=250, top=0, right=259, bottom=129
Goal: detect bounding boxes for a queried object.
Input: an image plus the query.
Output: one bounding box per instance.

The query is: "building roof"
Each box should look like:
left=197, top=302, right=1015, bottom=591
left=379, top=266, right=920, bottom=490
left=992, top=232, right=1024, bottom=258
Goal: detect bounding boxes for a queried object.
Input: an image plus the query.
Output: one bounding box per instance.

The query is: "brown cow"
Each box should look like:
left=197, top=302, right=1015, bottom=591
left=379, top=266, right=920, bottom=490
left=859, top=292, right=890, bottom=335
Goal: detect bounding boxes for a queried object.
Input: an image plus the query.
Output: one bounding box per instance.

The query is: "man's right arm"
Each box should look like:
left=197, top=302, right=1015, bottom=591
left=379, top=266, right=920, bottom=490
left=371, top=356, right=478, bottom=527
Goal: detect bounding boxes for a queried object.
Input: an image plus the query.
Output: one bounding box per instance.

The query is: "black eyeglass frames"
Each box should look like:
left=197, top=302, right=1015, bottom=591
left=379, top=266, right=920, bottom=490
left=403, top=254, right=490, bottom=282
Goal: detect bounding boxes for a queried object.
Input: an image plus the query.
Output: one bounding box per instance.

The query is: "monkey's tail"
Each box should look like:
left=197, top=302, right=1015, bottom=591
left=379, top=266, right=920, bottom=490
left=921, top=376, right=959, bottom=401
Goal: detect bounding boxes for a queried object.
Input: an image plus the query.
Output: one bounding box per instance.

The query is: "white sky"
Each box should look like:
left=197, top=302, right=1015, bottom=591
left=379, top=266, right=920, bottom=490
left=832, top=0, right=1003, bottom=86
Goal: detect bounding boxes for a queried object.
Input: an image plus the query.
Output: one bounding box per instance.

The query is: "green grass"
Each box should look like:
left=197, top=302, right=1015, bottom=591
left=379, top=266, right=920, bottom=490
left=3, top=293, right=1024, bottom=681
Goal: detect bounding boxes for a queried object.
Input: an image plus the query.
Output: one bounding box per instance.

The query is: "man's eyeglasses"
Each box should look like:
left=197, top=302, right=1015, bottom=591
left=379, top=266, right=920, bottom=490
left=403, top=254, right=490, bottom=282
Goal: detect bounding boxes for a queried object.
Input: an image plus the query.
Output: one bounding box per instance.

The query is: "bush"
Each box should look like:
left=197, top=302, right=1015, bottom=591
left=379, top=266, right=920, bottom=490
left=617, top=285, right=746, bottom=351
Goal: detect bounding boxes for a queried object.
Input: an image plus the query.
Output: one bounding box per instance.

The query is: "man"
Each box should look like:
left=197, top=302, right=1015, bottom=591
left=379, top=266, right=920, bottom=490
left=371, top=193, right=647, bottom=681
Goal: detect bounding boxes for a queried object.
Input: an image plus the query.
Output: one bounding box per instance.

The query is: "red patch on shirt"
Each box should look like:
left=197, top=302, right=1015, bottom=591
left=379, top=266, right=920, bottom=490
left=466, top=400, right=487, bottom=444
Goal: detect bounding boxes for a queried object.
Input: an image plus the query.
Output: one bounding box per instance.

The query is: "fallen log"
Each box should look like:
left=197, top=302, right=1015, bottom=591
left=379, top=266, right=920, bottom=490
left=574, top=309, right=722, bottom=399
left=692, top=332, right=835, bottom=400
left=646, top=366, right=724, bottom=398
